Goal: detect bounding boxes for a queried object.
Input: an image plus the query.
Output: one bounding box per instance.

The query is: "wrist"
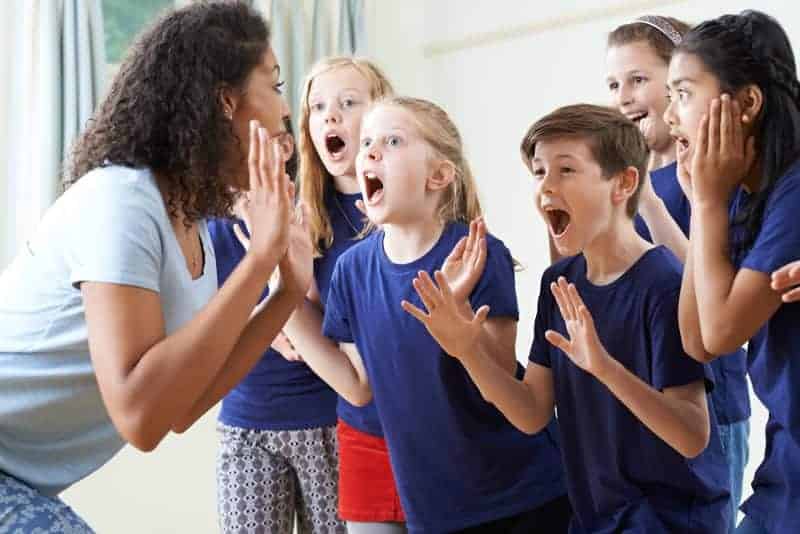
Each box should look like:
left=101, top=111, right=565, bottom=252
left=592, top=351, right=618, bottom=385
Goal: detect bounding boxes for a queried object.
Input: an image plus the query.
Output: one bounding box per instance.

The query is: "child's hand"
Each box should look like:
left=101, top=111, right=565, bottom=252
left=401, top=270, right=490, bottom=361
left=691, top=95, right=756, bottom=203
left=545, top=277, right=613, bottom=380
left=441, top=218, right=487, bottom=302
left=771, top=260, right=800, bottom=302
left=272, top=331, right=303, bottom=362
left=676, top=139, right=694, bottom=202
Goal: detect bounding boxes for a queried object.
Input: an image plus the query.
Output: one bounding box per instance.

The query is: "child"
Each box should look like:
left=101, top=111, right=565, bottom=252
left=405, top=104, right=731, bottom=533
left=214, top=57, right=397, bottom=533
left=606, top=16, right=750, bottom=528
left=667, top=10, right=800, bottom=534
left=296, top=96, right=570, bottom=533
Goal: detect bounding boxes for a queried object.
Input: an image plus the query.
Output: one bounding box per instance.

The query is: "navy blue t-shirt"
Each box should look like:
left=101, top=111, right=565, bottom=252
left=635, top=162, right=750, bottom=425
left=208, top=218, right=337, bottom=430
left=313, top=189, right=383, bottom=436
left=530, top=247, right=730, bottom=534
left=323, top=223, right=566, bottom=533
left=731, top=162, right=800, bottom=534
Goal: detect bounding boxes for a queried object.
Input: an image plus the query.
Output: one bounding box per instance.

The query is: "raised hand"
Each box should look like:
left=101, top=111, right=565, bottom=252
left=771, top=260, right=800, bottom=302
left=275, top=203, right=314, bottom=299
left=544, top=277, right=613, bottom=380
left=691, top=95, right=757, bottom=203
left=441, top=218, right=488, bottom=302
left=237, top=120, right=295, bottom=269
left=401, top=270, right=490, bottom=361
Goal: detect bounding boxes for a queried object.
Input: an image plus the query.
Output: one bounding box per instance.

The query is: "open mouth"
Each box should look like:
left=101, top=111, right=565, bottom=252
left=363, top=171, right=385, bottom=205
left=673, top=135, right=690, bottom=150
left=325, top=134, right=346, bottom=158
left=628, top=111, right=648, bottom=124
left=545, top=208, right=571, bottom=238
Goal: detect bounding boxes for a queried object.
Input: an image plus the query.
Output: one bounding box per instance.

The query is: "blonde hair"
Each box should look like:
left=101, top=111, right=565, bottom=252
left=367, top=96, right=483, bottom=229
left=298, top=56, right=394, bottom=257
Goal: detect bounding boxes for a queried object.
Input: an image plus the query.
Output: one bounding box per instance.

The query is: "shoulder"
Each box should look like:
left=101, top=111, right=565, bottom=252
left=66, top=165, right=163, bottom=214
left=634, top=247, right=683, bottom=311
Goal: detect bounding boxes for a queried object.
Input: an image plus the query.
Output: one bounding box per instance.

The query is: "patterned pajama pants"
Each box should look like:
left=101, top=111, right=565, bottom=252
left=216, top=423, right=346, bottom=534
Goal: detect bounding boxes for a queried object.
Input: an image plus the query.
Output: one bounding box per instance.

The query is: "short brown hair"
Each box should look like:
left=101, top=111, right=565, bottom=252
left=520, top=104, right=649, bottom=217
left=608, top=16, right=691, bottom=64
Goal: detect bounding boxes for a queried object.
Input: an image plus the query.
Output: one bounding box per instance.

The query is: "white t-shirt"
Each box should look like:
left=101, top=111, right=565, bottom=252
left=0, top=165, right=217, bottom=496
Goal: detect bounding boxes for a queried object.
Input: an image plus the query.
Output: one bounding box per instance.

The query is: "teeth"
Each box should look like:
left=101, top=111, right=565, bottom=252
left=364, top=171, right=378, bottom=180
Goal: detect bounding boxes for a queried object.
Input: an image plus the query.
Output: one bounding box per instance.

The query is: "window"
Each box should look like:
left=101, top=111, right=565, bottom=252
left=103, top=0, right=173, bottom=66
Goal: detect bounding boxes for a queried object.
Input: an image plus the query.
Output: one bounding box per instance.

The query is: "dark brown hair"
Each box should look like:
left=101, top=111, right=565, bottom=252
left=64, top=1, right=270, bottom=222
left=608, top=16, right=691, bottom=64
left=520, top=104, right=649, bottom=217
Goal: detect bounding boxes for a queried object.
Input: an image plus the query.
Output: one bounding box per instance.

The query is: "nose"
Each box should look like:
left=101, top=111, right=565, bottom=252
left=616, top=81, right=634, bottom=109
left=366, top=144, right=381, bottom=161
left=324, top=104, right=342, bottom=125
left=663, top=98, right=676, bottom=127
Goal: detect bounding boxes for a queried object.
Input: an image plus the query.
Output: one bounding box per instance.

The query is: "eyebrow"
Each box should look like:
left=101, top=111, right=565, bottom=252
left=668, top=76, right=695, bottom=87
left=606, top=69, right=646, bottom=82
left=532, top=154, right=578, bottom=162
left=309, top=87, right=366, bottom=100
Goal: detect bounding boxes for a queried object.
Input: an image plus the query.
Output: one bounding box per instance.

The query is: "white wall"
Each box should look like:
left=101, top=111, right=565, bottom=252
left=369, top=0, right=800, bottom=521
left=0, top=2, right=14, bottom=270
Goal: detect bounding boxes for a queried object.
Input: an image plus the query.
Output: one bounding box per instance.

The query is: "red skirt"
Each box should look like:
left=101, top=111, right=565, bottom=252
left=337, top=419, right=405, bottom=522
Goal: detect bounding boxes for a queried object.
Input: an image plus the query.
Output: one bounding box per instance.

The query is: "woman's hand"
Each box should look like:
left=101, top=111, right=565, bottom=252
left=237, top=120, right=295, bottom=269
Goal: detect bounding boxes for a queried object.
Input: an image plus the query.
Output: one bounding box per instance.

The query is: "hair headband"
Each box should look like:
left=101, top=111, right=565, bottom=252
left=635, top=15, right=682, bottom=46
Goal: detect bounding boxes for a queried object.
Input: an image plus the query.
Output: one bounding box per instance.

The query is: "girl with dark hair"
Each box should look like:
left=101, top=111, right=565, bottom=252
left=606, top=16, right=751, bottom=530
left=668, top=10, right=800, bottom=534
left=0, top=2, right=310, bottom=531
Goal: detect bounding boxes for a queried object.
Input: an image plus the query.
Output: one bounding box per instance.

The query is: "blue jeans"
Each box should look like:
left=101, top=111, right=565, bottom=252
left=734, top=515, right=769, bottom=534
left=719, top=419, right=750, bottom=533
left=0, top=472, right=93, bottom=533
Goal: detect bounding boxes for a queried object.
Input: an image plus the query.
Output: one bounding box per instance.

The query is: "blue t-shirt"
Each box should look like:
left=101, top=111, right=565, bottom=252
left=530, top=247, right=730, bottom=534
left=209, top=218, right=338, bottom=431
left=0, top=166, right=217, bottom=495
left=312, top=189, right=384, bottom=436
left=635, top=162, right=750, bottom=425
left=730, top=162, right=800, bottom=534
left=323, top=223, right=566, bottom=533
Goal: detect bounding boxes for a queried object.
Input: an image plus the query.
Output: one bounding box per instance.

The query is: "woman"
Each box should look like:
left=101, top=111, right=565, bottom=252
left=0, top=2, right=309, bottom=531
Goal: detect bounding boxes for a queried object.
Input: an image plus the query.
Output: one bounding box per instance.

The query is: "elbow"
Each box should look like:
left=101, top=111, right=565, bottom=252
left=681, top=427, right=711, bottom=459
left=700, top=324, right=741, bottom=356
left=114, top=407, right=166, bottom=453
left=344, top=384, right=373, bottom=407
left=681, top=331, right=716, bottom=364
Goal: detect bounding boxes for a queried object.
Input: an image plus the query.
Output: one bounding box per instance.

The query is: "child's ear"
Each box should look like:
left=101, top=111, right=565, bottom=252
left=612, top=166, right=640, bottom=207
left=736, top=84, right=763, bottom=126
left=428, top=160, right=456, bottom=192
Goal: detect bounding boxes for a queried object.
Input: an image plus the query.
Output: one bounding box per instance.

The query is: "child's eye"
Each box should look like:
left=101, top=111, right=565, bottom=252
left=310, top=102, right=324, bottom=112
left=387, top=135, right=401, bottom=147
left=532, top=169, right=545, bottom=179
left=633, top=76, right=646, bottom=85
left=274, top=80, right=286, bottom=94
left=608, top=82, right=619, bottom=91
left=678, top=89, right=689, bottom=102
left=342, top=98, right=357, bottom=108
left=560, top=167, right=574, bottom=174
left=361, top=138, right=372, bottom=148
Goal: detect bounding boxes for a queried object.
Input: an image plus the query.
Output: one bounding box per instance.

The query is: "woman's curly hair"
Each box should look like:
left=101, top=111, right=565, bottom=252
left=64, top=1, right=270, bottom=222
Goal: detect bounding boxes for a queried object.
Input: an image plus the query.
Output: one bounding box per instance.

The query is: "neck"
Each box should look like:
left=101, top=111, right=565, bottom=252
left=648, top=141, right=676, bottom=171
left=382, top=217, right=445, bottom=264
left=582, top=215, right=651, bottom=285
left=333, top=173, right=361, bottom=194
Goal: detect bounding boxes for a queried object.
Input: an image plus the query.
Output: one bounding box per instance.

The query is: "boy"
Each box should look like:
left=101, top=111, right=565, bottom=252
left=402, top=104, right=731, bottom=533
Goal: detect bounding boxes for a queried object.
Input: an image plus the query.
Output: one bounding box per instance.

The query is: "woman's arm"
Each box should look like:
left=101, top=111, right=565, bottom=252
left=84, top=123, right=304, bottom=451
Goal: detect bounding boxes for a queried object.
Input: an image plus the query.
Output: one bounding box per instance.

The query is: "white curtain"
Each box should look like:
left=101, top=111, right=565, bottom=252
left=264, top=0, right=366, bottom=117
left=4, top=0, right=105, bottom=264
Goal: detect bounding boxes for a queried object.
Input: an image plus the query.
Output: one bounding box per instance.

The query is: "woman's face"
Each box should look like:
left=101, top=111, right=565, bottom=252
left=226, top=47, right=291, bottom=188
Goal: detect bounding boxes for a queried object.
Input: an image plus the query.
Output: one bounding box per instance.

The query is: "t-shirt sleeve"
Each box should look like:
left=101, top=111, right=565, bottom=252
left=740, top=171, right=800, bottom=274
left=468, top=238, right=519, bottom=320
left=528, top=272, right=553, bottom=367
left=322, top=259, right=354, bottom=343
left=66, top=173, right=163, bottom=292
left=649, top=287, right=712, bottom=391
